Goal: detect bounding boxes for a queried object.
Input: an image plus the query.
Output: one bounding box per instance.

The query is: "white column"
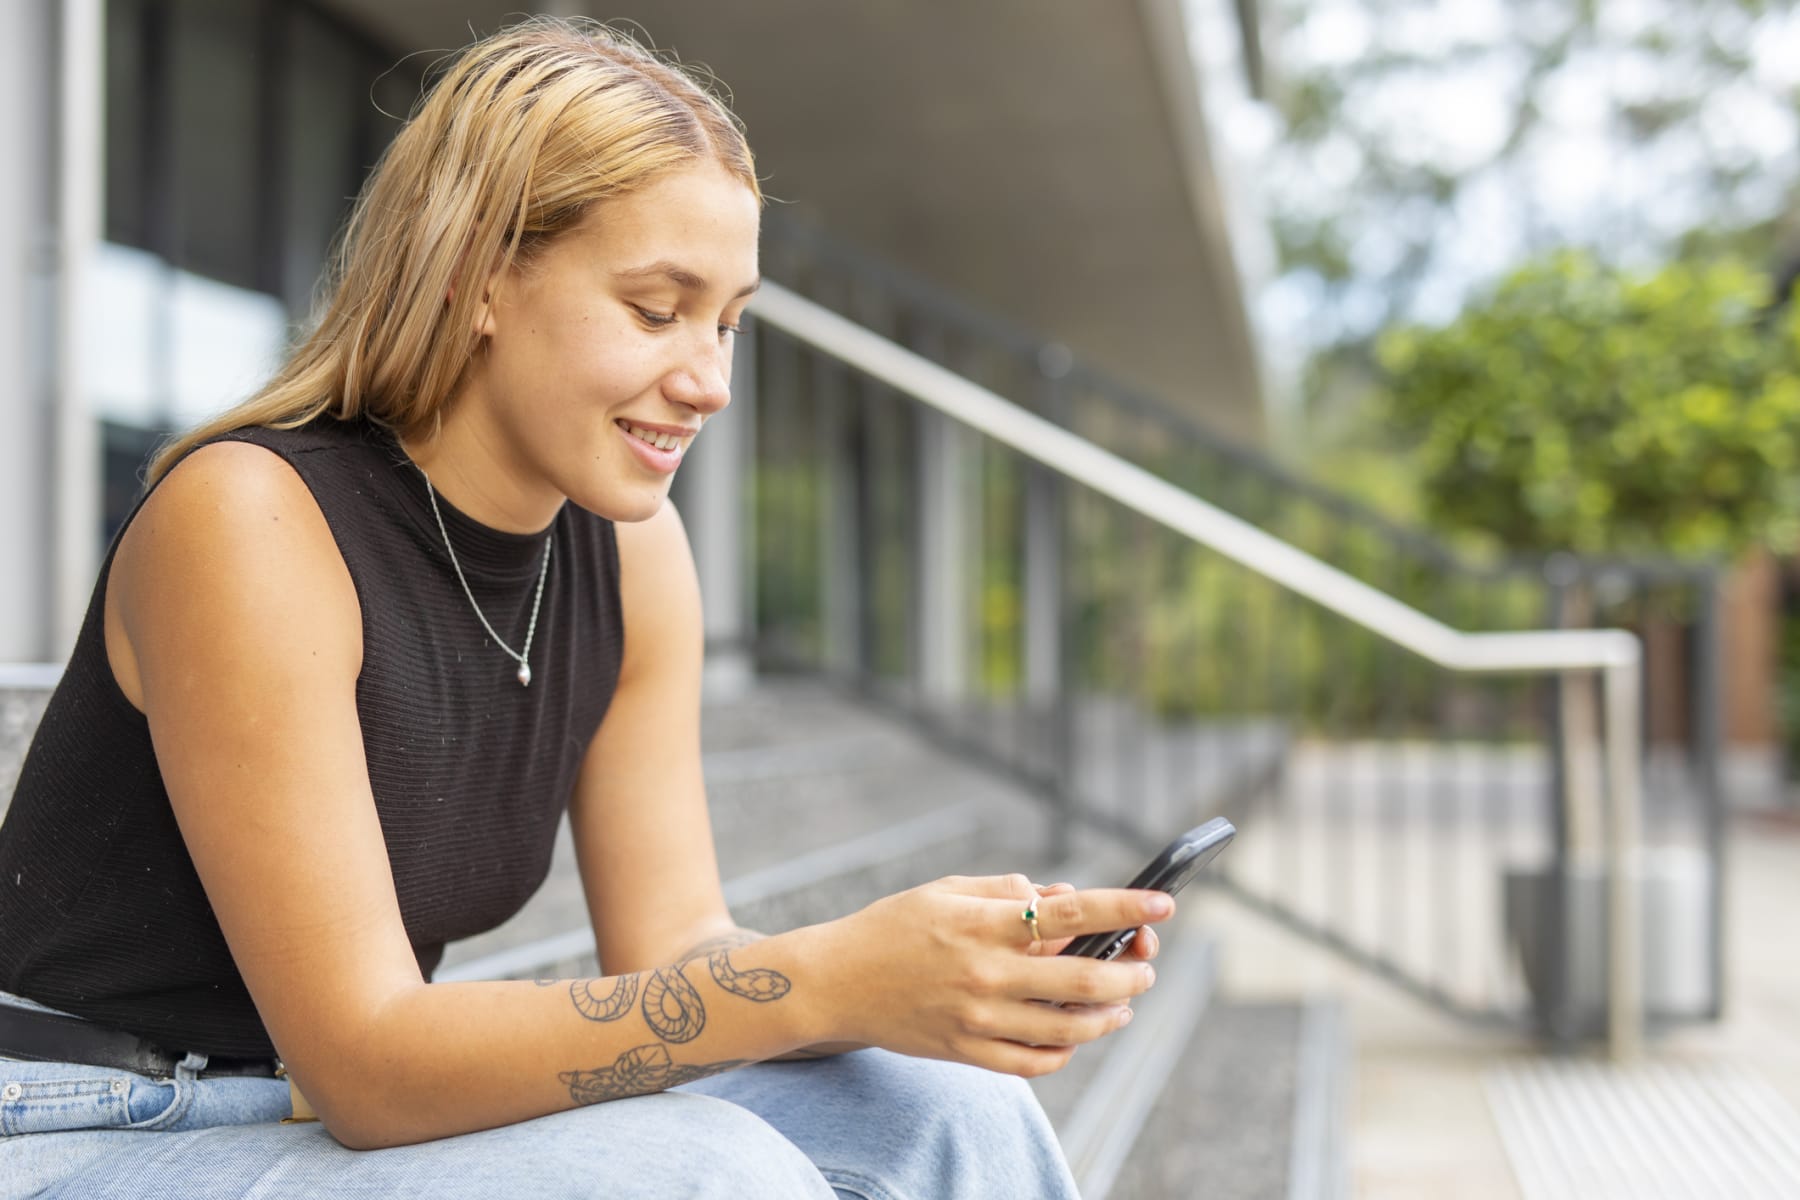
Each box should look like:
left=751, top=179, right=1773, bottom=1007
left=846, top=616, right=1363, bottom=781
left=53, top=0, right=105, bottom=657
left=915, top=409, right=973, bottom=704
left=686, top=316, right=757, bottom=698
left=0, top=1, right=57, bottom=662
left=819, top=371, right=861, bottom=677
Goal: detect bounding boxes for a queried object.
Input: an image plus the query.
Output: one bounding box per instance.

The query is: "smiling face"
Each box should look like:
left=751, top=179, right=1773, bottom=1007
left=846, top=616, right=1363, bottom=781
left=429, top=161, right=761, bottom=529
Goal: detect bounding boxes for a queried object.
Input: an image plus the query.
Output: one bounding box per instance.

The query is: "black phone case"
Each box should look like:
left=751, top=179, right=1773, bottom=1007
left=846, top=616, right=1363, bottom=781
left=1056, top=817, right=1236, bottom=960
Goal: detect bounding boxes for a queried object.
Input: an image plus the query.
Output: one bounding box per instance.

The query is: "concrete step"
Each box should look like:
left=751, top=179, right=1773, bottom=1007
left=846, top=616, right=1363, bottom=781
left=1100, top=993, right=1351, bottom=1200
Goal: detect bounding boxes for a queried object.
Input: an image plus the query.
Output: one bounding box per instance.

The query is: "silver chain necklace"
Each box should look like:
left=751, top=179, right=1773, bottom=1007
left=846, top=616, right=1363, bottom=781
left=420, top=471, right=553, bottom=687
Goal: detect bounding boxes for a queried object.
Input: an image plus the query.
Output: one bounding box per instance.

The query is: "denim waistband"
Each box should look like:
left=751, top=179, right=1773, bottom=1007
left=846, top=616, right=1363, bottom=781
left=0, top=989, right=77, bottom=1019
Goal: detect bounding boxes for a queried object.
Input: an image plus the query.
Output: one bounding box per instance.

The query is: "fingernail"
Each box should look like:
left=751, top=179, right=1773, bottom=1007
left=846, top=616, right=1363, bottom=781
left=1117, top=1006, right=1134, bottom=1028
left=1144, top=894, right=1173, bottom=918
left=1143, top=964, right=1157, bottom=987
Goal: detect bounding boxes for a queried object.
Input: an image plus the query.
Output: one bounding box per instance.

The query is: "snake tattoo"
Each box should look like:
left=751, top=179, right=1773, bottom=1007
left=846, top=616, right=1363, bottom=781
left=558, top=935, right=795, bottom=1055
left=560, top=1045, right=751, bottom=1105
left=641, top=964, right=708, bottom=1043
left=569, top=975, right=639, bottom=1023
left=707, top=950, right=791, bottom=1003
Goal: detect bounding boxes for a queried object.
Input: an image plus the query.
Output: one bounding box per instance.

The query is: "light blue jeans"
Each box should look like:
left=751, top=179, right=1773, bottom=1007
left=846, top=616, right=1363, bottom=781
left=0, top=997, right=1078, bottom=1199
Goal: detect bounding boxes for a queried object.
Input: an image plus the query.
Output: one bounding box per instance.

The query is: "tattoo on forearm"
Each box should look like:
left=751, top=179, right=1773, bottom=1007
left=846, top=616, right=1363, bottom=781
left=708, top=951, right=792, bottom=1003
left=560, top=1045, right=751, bottom=1105
left=559, top=931, right=792, bottom=1084
left=570, top=975, right=639, bottom=1022
left=642, top=965, right=708, bottom=1043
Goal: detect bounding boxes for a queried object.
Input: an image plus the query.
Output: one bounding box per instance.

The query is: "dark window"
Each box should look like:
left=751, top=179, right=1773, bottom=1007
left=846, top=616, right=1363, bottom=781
left=100, top=421, right=171, bottom=543
left=168, top=0, right=263, bottom=290
left=280, top=7, right=363, bottom=315
left=104, top=0, right=150, bottom=248
left=103, top=0, right=418, bottom=309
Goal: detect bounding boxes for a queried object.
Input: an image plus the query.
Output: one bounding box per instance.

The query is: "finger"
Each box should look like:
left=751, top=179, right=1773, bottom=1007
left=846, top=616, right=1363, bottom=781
left=1013, top=956, right=1158, bottom=1008
left=1125, top=925, right=1160, bottom=960
left=950, top=873, right=1043, bottom=902
left=965, top=1039, right=1077, bottom=1080
left=1029, top=888, right=1174, bottom=942
left=1024, top=887, right=1075, bottom=956
left=989, top=1001, right=1134, bottom=1050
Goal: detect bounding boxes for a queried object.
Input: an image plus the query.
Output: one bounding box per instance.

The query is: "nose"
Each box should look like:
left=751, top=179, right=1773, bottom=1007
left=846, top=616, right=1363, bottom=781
left=664, top=335, right=734, bottom=416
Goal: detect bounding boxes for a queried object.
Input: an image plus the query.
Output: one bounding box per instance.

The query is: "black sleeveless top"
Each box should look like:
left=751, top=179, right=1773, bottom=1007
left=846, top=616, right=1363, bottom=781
left=0, top=418, right=625, bottom=1057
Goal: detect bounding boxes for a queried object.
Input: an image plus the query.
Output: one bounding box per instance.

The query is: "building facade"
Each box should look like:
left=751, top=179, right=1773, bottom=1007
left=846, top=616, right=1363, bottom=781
left=1, top=0, right=1267, bottom=664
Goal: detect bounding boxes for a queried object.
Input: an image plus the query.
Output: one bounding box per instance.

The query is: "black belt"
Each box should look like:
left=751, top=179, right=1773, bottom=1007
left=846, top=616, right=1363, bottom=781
left=0, top=998, right=280, bottom=1080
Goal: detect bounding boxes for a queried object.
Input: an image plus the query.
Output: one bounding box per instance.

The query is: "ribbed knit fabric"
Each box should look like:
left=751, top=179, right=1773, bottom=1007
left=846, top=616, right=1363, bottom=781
left=0, top=418, right=624, bottom=1058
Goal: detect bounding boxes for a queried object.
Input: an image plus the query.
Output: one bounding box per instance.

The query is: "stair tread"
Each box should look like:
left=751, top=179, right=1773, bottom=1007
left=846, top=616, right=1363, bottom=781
left=1105, top=999, right=1313, bottom=1200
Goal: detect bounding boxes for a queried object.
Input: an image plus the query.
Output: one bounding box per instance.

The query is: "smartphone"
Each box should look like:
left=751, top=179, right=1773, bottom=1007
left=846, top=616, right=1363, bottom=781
left=1056, top=817, right=1236, bottom=961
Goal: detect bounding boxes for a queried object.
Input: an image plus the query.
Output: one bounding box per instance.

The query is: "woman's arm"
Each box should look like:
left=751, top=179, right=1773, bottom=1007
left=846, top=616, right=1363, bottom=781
left=109, top=444, right=1164, bottom=1150
left=566, top=504, right=862, bottom=1057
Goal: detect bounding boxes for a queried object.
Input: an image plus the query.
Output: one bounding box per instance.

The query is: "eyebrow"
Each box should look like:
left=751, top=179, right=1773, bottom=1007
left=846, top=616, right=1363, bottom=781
left=613, top=261, right=761, bottom=299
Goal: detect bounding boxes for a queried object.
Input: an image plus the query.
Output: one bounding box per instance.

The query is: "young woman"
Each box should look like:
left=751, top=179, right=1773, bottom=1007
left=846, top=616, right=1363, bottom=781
left=0, top=19, right=1169, bottom=1197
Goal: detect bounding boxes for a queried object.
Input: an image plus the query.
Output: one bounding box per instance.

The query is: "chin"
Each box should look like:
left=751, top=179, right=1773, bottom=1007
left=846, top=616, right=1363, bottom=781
left=581, top=487, right=670, bottom=524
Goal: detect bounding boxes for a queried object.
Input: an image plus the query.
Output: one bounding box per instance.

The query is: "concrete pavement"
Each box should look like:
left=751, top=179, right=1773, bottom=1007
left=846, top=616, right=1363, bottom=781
left=1191, top=811, right=1800, bottom=1198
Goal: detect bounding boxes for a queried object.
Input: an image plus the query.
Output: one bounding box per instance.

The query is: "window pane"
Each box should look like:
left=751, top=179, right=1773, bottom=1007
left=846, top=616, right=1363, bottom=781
left=169, top=0, right=261, bottom=290
left=280, top=9, right=360, bottom=317
left=105, top=0, right=148, bottom=248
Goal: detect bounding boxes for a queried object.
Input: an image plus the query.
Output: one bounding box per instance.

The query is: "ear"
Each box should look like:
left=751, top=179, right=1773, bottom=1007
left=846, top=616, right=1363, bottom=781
left=471, top=279, right=499, bottom=339
left=444, top=246, right=500, bottom=338
left=447, top=274, right=500, bottom=339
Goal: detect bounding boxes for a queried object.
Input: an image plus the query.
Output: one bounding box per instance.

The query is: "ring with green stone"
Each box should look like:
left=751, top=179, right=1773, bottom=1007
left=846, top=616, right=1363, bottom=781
left=1021, top=906, right=1041, bottom=942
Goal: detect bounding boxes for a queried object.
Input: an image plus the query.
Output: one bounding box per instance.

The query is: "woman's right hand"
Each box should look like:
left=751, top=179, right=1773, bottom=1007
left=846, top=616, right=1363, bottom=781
left=809, top=874, right=1172, bottom=1077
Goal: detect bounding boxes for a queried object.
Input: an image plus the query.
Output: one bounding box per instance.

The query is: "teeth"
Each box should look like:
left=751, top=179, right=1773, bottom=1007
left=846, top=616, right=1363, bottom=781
left=625, top=424, right=689, bottom=455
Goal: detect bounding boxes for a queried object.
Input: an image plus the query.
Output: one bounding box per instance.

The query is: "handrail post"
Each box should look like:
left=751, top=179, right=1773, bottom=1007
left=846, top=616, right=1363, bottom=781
left=1604, top=652, right=1645, bottom=1062
left=915, top=359, right=974, bottom=708
left=1025, top=353, right=1073, bottom=858
left=686, top=313, right=756, bottom=697
left=819, top=354, right=862, bottom=680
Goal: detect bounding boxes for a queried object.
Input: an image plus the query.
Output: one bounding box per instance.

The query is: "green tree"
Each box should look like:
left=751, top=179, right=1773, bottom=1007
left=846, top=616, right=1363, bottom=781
left=1377, top=250, right=1800, bottom=557
left=1257, top=0, right=1800, bottom=429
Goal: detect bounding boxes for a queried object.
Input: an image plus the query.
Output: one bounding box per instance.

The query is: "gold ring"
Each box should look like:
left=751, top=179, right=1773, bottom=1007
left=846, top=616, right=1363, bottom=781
left=1022, top=906, right=1041, bottom=943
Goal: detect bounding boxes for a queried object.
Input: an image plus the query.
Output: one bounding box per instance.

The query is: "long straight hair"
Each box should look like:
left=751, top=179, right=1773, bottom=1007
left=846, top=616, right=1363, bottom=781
left=148, top=17, right=759, bottom=484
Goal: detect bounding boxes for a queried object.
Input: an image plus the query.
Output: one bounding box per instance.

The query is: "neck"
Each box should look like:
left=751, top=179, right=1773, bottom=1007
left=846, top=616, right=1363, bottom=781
left=401, top=400, right=563, bottom=533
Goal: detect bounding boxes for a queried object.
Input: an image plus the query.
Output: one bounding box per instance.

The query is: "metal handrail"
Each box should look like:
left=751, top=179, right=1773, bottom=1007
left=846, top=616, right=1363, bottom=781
left=0, top=664, right=64, bottom=689
left=765, top=216, right=1718, bottom=587
left=751, top=280, right=1646, bottom=1061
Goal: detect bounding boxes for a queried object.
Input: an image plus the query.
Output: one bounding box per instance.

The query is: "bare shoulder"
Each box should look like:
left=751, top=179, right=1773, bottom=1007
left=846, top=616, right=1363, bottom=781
left=610, top=497, right=694, bottom=582
left=108, top=439, right=361, bottom=709
left=609, top=499, right=701, bottom=661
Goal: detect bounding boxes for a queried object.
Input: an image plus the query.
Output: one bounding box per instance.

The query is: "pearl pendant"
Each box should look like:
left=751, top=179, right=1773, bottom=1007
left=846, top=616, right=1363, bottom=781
left=517, top=662, right=532, bottom=687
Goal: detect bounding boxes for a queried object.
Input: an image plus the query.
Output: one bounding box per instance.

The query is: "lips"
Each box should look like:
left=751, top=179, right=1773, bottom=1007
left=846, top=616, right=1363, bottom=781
left=615, top=419, right=694, bottom=474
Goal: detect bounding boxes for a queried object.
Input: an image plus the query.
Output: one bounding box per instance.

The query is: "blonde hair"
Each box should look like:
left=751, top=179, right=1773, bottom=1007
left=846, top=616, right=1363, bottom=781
left=149, top=17, right=759, bottom=484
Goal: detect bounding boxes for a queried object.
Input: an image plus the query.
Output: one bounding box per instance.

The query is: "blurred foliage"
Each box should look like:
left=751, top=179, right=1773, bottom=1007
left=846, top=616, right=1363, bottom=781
left=1377, top=250, right=1800, bottom=558
left=1265, top=0, right=1800, bottom=429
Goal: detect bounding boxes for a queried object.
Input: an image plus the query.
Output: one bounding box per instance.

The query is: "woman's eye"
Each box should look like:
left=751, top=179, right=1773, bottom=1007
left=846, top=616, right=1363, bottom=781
left=718, top=322, right=742, bottom=339
left=632, top=306, right=677, bottom=327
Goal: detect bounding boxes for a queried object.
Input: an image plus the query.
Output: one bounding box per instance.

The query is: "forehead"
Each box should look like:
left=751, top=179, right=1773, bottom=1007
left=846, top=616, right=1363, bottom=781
left=571, top=163, right=761, bottom=275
